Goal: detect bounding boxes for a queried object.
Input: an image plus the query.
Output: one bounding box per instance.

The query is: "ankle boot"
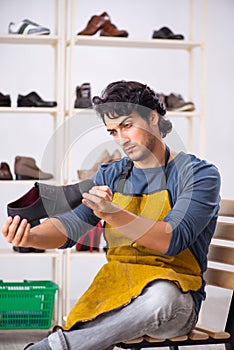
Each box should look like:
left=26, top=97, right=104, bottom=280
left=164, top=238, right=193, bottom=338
left=74, top=83, right=92, bottom=108
left=14, top=155, right=53, bottom=180
left=77, top=149, right=122, bottom=180
left=0, top=162, right=13, bottom=180
left=7, top=179, right=95, bottom=222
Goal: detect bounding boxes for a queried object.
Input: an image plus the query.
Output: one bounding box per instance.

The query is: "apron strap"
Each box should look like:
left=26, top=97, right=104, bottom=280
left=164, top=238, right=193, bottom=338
left=116, top=145, right=171, bottom=193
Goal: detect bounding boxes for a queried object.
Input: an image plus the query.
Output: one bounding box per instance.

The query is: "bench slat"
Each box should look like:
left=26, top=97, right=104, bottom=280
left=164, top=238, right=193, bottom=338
left=195, top=325, right=231, bottom=339
left=204, top=268, right=234, bottom=289
left=189, top=329, right=209, bottom=340
left=208, top=244, right=234, bottom=265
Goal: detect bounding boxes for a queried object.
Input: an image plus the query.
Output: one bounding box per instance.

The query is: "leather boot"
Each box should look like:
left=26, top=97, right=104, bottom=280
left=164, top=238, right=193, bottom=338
left=78, top=12, right=110, bottom=35
left=77, top=149, right=122, bottom=180
left=100, top=20, right=128, bottom=37
left=14, top=155, right=53, bottom=180
left=7, top=179, right=95, bottom=222
left=74, top=83, right=92, bottom=108
left=0, top=162, right=13, bottom=180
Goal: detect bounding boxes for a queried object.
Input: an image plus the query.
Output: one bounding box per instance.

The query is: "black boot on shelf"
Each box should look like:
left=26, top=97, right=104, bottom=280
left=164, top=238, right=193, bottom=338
left=7, top=179, right=95, bottom=223
left=74, top=83, right=92, bottom=108
left=0, top=92, right=11, bottom=107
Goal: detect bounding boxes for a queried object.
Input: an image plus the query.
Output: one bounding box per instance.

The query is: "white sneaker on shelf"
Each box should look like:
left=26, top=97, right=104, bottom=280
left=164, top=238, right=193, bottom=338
left=8, top=19, right=50, bottom=35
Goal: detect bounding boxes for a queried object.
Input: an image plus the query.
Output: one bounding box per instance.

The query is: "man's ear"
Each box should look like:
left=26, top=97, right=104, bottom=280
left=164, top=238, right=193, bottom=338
left=150, top=111, right=159, bottom=125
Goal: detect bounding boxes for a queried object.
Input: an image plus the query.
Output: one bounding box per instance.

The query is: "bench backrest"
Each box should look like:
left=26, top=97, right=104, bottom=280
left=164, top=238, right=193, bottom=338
left=204, top=199, right=234, bottom=334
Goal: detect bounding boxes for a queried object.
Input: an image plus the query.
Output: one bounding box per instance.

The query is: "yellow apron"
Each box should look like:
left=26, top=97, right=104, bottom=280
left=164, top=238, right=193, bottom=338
left=64, top=189, right=202, bottom=330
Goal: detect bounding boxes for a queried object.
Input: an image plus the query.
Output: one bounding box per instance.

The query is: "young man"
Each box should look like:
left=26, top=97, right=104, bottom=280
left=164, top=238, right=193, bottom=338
left=2, top=81, right=221, bottom=350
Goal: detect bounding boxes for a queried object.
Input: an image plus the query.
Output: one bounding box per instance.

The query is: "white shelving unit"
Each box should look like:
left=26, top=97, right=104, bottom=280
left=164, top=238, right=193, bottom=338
left=0, top=0, right=67, bottom=326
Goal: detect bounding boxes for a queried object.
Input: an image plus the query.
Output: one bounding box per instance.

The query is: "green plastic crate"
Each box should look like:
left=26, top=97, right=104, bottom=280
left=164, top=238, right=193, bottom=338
left=0, top=280, right=58, bottom=329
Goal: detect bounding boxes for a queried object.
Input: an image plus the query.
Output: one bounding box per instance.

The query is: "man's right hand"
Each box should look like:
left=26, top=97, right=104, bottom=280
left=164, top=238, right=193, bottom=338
left=2, top=215, right=31, bottom=247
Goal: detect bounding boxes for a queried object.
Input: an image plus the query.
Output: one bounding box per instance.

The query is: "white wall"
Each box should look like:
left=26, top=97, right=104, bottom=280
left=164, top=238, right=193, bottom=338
left=0, top=0, right=233, bottom=328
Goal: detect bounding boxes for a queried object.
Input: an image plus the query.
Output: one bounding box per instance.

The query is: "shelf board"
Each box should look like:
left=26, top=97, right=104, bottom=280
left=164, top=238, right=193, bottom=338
left=0, top=35, right=59, bottom=45
left=71, top=36, right=202, bottom=50
left=0, top=179, right=57, bottom=184
left=0, top=107, right=57, bottom=114
left=67, top=108, right=200, bottom=118
left=0, top=248, right=62, bottom=258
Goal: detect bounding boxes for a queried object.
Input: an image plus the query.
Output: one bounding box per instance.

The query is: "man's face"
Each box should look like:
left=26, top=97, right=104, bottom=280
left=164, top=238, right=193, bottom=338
left=104, top=111, right=159, bottom=163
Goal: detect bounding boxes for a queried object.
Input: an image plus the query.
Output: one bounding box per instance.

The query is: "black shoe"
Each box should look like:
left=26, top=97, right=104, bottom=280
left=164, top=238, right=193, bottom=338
left=74, top=83, right=92, bottom=108
left=152, top=26, right=184, bottom=40
left=7, top=179, right=95, bottom=223
left=17, top=92, right=57, bottom=108
left=0, top=92, right=11, bottom=107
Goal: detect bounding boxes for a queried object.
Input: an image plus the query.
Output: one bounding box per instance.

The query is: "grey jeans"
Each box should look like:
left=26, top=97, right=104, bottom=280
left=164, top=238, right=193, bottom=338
left=27, top=280, right=197, bottom=350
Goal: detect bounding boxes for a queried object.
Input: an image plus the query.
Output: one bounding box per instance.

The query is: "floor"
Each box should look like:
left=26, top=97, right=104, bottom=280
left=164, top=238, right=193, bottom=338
left=0, top=330, right=226, bottom=350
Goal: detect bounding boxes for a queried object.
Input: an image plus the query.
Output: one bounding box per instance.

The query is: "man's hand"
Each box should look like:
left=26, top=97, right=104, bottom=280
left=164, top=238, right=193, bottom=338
left=82, top=185, right=120, bottom=219
left=2, top=215, right=31, bottom=247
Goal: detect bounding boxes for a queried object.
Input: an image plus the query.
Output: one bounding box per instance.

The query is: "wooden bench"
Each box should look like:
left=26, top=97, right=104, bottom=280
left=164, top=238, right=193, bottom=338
left=116, top=199, right=234, bottom=350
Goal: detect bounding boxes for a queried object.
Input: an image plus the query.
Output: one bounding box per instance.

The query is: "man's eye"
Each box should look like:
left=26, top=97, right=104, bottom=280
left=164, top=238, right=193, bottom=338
left=124, top=123, right=132, bottom=128
left=109, top=130, right=116, bottom=136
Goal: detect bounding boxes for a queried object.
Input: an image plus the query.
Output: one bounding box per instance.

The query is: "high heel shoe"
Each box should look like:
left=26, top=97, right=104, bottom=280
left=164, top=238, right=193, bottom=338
left=7, top=179, right=95, bottom=222
left=76, top=221, right=103, bottom=252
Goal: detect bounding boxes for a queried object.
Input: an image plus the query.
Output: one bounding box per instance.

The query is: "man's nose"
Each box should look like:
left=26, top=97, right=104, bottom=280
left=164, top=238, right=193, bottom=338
left=116, top=131, right=130, bottom=146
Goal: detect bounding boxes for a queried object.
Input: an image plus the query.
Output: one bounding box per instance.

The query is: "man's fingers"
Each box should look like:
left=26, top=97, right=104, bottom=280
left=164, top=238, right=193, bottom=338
left=89, top=186, right=113, bottom=201
left=13, top=222, right=31, bottom=246
left=4, top=215, right=21, bottom=242
left=2, top=216, right=13, bottom=237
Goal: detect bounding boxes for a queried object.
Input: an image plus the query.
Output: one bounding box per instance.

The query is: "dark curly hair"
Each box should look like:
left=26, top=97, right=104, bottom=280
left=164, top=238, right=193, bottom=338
left=92, top=80, right=172, bottom=138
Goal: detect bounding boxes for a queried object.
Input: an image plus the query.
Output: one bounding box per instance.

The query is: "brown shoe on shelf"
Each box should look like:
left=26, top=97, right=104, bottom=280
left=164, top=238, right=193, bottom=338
left=165, top=93, right=195, bottom=112
left=14, top=155, right=53, bottom=180
left=77, top=12, right=110, bottom=35
left=0, top=162, right=13, bottom=180
left=77, top=149, right=122, bottom=180
left=100, top=20, right=128, bottom=37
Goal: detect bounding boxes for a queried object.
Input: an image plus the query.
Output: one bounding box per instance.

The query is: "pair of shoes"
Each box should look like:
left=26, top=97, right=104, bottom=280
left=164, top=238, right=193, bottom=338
left=77, top=149, right=122, bottom=180
left=76, top=221, right=103, bottom=252
left=0, top=92, right=11, bottom=107
left=14, top=155, right=53, bottom=180
left=152, top=26, right=184, bottom=40
left=17, top=92, right=57, bottom=108
left=8, top=19, right=50, bottom=35
left=78, top=12, right=128, bottom=37
left=74, top=83, right=92, bottom=108
left=159, top=93, right=195, bottom=112
left=0, top=162, right=13, bottom=180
